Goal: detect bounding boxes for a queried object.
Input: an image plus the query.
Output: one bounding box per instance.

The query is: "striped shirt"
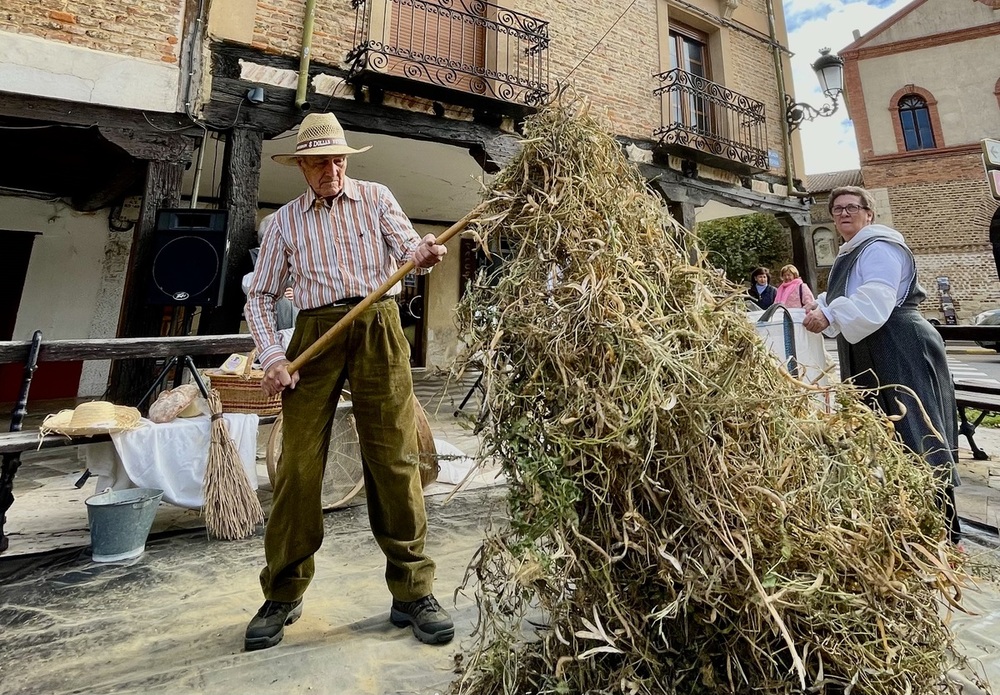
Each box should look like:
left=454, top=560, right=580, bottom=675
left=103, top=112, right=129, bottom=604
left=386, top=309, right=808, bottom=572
left=245, top=177, right=423, bottom=370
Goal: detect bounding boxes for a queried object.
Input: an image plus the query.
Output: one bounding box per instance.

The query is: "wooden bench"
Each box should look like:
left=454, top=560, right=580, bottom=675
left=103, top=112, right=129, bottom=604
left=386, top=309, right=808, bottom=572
left=0, top=334, right=262, bottom=554
left=932, top=325, right=1000, bottom=462
left=953, top=380, right=1000, bottom=461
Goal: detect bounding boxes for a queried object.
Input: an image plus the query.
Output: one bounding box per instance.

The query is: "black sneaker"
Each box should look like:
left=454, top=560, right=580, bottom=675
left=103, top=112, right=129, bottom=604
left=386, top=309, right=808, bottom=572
left=389, top=594, right=455, bottom=645
left=244, top=598, right=303, bottom=651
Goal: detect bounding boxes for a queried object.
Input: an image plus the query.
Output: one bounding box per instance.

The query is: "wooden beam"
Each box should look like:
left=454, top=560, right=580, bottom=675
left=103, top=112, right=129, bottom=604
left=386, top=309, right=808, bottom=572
left=211, top=41, right=344, bottom=80
left=643, top=163, right=812, bottom=226
left=99, top=126, right=196, bottom=163
left=0, top=91, right=198, bottom=163
left=205, top=76, right=521, bottom=167
left=198, top=127, right=263, bottom=336
left=0, top=335, right=255, bottom=364
left=70, top=156, right=144, bottom=212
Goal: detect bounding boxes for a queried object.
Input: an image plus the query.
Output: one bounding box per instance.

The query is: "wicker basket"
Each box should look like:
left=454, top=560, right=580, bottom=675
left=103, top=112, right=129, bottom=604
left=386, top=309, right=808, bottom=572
left=203, top=350, right=282, bottom=415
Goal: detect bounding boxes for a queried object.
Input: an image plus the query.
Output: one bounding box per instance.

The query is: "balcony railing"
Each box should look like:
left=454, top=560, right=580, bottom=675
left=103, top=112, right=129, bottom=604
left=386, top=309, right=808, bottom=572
left=347, top=0, right=550, bottom=116
left=653, top=69, right=769, bottom=174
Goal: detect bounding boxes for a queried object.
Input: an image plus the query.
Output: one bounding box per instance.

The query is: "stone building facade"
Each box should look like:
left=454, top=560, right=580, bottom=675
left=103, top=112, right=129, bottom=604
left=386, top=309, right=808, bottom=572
left=832, top=0, right=1000, bottom=319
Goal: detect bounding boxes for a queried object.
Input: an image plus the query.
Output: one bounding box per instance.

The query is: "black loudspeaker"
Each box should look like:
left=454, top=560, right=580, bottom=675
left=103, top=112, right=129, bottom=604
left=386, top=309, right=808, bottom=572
left=147, top=209, right=229, bottom=306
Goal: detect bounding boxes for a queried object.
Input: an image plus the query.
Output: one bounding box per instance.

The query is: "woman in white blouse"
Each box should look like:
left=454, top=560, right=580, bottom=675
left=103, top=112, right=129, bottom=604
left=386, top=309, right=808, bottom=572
left=802, top=186, right=960, bottom=543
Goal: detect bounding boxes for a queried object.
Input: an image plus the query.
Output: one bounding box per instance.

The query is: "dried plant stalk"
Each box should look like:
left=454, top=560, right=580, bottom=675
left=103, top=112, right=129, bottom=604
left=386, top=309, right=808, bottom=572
left=451, top=95, right=984, bottom=695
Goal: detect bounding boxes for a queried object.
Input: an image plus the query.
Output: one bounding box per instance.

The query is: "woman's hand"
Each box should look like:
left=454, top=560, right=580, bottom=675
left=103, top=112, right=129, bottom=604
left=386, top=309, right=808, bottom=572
left=802, top=308, right=830, bottom=334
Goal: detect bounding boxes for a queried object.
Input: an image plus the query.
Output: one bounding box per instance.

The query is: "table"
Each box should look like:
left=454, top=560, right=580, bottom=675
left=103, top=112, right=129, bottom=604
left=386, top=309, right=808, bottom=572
left=87, top=413, right=259, bottom=509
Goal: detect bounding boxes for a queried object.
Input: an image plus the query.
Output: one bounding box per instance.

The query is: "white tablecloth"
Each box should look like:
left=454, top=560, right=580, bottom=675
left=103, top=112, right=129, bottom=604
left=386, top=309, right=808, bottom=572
left=87, top=414, right=259, bottom=509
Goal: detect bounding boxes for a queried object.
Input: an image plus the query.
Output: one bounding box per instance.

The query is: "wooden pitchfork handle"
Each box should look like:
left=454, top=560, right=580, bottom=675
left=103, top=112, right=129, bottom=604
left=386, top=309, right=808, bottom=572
left=286, top=203, right=488, bottom=376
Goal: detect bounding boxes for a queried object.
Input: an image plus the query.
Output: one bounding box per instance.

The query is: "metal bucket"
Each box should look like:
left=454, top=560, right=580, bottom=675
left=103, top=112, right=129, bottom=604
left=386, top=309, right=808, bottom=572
left=85, top=488, right=164, bottom=562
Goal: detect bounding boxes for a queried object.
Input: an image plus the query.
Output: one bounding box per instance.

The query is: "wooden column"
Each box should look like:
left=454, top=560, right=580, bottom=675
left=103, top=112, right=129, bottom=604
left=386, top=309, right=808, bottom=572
left=667, top=201, right=699, bottom=265
left=780, top=214, right=813, bottom=290
left=108, top=160, right=184, bottom=404
left=198, top=126, right=264, bottom=336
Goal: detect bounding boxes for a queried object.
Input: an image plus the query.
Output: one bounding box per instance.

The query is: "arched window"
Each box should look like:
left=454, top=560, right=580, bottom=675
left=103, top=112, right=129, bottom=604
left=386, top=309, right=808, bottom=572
left=898, top=95, right=936, bottom=151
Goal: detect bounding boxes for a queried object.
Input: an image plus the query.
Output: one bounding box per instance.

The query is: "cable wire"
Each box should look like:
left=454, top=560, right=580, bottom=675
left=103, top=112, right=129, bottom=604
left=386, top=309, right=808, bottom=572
left=563, top=0, right=641, bottom=82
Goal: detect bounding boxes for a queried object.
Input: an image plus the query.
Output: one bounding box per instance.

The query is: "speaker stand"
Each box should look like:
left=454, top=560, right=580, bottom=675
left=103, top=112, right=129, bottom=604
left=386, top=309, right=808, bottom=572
left=136, top=355, right=211, bottom=411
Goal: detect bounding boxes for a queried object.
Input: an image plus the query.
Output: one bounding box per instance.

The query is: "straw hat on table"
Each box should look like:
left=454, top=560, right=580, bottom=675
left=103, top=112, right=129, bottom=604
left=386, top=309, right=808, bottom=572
left=41, top=401, right=142, bottom=437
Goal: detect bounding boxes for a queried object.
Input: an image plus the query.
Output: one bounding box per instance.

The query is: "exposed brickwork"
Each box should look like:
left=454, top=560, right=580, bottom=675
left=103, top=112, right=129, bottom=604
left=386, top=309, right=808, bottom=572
left=724, top=28, right=786, bottom=172
left=1, top=0, right=184, bottom=64
left=240, top=0, right=792, bottom=176
left=859, top=151, right=1000, bottom=318
left=915, top=251, right=1000, bottom=319
left=520, top=0, right=661, bottom=139
left=865, top=155, right=994, bottom=253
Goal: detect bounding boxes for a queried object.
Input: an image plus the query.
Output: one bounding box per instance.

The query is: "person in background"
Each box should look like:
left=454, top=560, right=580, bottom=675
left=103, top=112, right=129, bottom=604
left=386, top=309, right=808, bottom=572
left=747, top=267, right=777, bottom=309
left=242, top=212, right=298, bottom=344
left=774, top=264, right=815, bottom=309
left=802, top=185, right=960, bottom=543
left=243, top=111, right=454, bottom=651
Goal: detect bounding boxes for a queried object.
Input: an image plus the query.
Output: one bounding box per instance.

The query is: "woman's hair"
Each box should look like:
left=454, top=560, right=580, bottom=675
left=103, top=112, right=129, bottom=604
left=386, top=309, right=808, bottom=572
left=750, top=267, right=769, bottom=281
left=779, top=264, right=799, bottom=279
left=828, top=186, right=877, bottom=216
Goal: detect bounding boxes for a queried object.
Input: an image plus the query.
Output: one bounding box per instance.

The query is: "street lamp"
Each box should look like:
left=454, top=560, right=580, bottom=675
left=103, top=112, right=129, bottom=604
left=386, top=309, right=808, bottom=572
left=785, top=48, right=845, bottom=133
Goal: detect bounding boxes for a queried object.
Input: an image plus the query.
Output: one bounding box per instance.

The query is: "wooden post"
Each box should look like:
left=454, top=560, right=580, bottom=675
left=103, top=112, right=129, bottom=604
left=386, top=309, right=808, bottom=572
left=780, top=214, right=813, bottom=291
left=668, top=201, right=699, bottom=265
left=198, top=126, right=264, bottom=336
left=108, top=160, right=184, bottom=404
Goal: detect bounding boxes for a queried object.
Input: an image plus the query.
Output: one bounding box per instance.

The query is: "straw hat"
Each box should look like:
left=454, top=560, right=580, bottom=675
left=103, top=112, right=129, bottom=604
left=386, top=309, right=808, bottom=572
left=41, top=401, right=142, bottom=437
left=271, top=112, right=372, bottom=166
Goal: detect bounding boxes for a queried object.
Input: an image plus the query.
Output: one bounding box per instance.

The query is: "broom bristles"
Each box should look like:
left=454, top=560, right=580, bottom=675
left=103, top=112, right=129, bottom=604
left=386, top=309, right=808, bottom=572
left=203, top=389, right=264, bottom=540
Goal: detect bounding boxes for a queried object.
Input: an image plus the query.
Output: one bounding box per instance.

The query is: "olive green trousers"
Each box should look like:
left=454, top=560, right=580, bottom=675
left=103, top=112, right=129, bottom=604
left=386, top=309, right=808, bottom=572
left=259, top=300, right=435, bottom=603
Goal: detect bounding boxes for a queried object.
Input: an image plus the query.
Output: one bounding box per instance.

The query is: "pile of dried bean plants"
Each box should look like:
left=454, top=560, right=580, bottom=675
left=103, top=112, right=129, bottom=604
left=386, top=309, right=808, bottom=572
left=452, top=98, right=984, bottom=695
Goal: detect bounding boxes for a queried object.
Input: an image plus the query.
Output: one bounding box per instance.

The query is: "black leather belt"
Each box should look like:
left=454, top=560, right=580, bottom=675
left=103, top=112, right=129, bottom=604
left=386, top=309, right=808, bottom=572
left=330, top=295, right=391, bottom=307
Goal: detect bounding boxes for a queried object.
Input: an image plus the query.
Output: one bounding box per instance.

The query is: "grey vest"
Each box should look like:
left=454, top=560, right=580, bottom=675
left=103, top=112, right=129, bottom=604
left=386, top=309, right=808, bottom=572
left=827, top=237, right=958, bottom=482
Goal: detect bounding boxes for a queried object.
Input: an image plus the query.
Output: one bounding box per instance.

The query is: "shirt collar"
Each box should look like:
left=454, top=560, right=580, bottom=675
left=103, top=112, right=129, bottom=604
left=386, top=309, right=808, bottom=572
left=300, top=177, right=361, bottom=212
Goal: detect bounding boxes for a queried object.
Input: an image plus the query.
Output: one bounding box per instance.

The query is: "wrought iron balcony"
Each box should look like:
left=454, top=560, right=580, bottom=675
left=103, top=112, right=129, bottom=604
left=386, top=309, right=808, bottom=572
left=653, top=69, right=769, bottom=174
left=347, top=0, right=550, bottom=118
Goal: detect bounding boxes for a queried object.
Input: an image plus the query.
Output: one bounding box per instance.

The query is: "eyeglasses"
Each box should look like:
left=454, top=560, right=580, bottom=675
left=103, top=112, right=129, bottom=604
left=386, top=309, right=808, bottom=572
left=831, top=204, right=869, bottom=215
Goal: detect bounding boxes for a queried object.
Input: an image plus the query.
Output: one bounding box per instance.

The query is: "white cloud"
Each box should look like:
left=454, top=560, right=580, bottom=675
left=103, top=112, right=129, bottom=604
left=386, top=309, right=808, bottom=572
left=786, top=0, right=912, bottom=174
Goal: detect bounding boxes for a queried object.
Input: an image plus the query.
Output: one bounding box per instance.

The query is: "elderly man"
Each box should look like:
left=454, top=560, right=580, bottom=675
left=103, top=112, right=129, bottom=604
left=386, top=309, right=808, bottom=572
left=243, top=112, right=452, bottom=650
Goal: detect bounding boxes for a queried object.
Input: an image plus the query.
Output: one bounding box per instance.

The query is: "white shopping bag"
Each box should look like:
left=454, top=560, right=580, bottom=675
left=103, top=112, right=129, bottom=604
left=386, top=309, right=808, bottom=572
left=749, top=305, right=835, bottom=409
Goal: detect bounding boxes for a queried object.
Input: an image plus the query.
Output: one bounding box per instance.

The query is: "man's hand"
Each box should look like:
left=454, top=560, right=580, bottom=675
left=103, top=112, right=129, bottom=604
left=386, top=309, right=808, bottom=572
left=413, top=234, right=447, bottom=268
left=261, top=359, right=300, bottom=397
left=804, top=301, right=819, bottom=312
left=802, top=308, right=830, bottom=334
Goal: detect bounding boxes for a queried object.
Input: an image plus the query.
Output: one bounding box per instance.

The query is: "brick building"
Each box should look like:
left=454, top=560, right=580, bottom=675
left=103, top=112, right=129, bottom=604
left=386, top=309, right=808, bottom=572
left=807, top=0, right=1000, bottom=320
left=0, top=0, right=813, bottom=399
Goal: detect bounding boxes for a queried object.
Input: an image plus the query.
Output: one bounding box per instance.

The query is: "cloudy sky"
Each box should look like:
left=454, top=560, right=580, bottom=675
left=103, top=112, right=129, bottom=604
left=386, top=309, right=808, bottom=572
left=785, top=0, right=913, bottom=174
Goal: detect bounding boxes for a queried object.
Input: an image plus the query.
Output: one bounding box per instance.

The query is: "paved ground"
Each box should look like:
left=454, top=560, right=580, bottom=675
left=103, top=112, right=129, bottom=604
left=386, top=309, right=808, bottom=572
left=4, top=366, right=1000, bottom=694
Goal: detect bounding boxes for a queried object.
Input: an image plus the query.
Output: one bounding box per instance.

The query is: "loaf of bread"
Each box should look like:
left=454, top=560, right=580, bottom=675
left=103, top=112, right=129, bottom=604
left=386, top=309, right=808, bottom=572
left=149, top=384, right=201, bottom=423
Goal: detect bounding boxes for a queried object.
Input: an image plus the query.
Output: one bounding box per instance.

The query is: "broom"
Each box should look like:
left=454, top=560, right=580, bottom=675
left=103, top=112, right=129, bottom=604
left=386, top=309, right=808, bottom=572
left=203, top=388, right=264, bottom=540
